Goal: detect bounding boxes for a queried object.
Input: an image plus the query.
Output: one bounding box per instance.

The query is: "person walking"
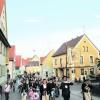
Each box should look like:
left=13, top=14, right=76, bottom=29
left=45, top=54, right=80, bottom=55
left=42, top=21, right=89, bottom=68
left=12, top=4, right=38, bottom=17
left=21, top=90, right=27, bottom=100
left=60, top=76, right=73, bottom=100
left=40, top=79, right=48, bottom=100
left=81, top=79, right=92, bottom=100
left=4, top=81, right=11, bottom=100
left=21, top=80, right=28, bottom=100
left=28, top=87, right=34, bottom=100
left=32, top=88, right=39, bottom=100
left=0, top=85, right=2, bottom=100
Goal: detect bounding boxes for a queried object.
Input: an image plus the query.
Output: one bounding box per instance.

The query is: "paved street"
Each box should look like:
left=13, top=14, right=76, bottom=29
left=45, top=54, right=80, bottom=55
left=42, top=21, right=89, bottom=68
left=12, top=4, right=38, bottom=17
left=0, top=83, right=100, bottom=100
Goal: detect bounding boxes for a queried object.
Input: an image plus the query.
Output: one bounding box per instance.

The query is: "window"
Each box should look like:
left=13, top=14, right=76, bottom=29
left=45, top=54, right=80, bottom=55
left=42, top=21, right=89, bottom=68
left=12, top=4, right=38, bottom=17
left=46, top=71, right=48, bottom=77
left=72, top=69, right=75, bottom=73
left=80, top=56, right=83, bottom=64
left=90, top=56, right=93, bottom=64
left=83, top=46, right=85, bottom=52
left=83, top=46, right=88, bottom=52
left=60, top=58, right=62, bottom=65
left=90, top=68, right=94, bottom=75
left=55, top=59, right=57, bottom=65
left=1, top=65, right=6, bottom=76
left=81, top=69, right=84, bottom=75
left=85, top=71, right=87, bottom=75
left=86, top=47, right=88, bottom=52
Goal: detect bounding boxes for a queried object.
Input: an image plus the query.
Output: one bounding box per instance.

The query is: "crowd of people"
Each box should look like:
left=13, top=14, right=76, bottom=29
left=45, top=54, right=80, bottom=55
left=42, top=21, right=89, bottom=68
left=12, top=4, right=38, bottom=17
left=17, top=73, right=60, bottom=100
left=0, top=72, right=93, bottom=100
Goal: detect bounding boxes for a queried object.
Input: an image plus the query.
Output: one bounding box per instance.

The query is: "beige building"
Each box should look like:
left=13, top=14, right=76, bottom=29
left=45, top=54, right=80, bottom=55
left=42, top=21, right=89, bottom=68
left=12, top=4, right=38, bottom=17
left=53, top=34, right=100, bottom=81
left=25, top=55, right=41, bottom=74
left=40, top=50, right=55, bottom=78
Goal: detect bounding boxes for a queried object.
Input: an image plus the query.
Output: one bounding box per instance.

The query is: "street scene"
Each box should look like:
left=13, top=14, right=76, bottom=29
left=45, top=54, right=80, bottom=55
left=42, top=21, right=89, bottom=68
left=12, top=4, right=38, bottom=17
left=0, top=82, right=100, bottom=100
left=0, top=0, right=100, bottom=100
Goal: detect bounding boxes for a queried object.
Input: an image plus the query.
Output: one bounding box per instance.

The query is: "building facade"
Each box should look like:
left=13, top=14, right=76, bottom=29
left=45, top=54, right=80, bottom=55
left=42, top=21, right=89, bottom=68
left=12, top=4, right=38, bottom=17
left=25, top=55, right=41, bottom=74
left=0, top=0, right=10, bottom=84
left=40, top=50, right=55, bottom=78
left=8, top=45, right=16, bottom=79
left=15, top=55, right=22, bottom=76
left=53, top=34, right=100, bottom=81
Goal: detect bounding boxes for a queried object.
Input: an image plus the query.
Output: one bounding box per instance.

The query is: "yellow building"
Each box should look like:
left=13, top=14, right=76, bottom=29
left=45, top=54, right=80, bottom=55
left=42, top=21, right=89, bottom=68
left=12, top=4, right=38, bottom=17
left=25, top=55, right=41, bottom=74
left=40, top=50, right=55, bottom=78
left=53, top=34, right=100, bottom=81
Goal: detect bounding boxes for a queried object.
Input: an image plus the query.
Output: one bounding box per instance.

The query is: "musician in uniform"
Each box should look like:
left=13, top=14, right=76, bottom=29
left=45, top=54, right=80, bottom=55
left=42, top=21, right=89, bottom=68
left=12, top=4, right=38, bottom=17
left=60, top=76, right=73, bottom=100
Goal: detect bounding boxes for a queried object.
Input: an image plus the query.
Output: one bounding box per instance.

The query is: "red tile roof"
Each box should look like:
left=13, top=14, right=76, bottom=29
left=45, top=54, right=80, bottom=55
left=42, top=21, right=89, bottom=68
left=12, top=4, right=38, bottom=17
left=0, top=0, right=4, bottom=16
left=15, top=55, right=21, bottom=67
left=8, top=45, right=15, bottom=61
left=22, top=58, right=29, bottom=66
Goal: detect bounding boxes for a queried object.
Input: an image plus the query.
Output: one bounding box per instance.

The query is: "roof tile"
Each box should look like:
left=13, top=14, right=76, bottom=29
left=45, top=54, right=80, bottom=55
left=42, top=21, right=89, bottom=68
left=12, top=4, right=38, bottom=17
left=53, top=35, right=84, bottom=57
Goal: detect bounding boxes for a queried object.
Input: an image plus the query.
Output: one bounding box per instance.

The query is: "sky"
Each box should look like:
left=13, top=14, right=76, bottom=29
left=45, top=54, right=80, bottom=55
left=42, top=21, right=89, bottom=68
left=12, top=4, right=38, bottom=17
left=6, top=0, right=100, bottom=58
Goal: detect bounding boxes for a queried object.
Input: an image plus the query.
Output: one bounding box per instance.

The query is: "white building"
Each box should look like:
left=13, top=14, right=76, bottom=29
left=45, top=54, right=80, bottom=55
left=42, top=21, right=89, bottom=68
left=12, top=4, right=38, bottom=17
left=0, top=0, right=10, bottom=84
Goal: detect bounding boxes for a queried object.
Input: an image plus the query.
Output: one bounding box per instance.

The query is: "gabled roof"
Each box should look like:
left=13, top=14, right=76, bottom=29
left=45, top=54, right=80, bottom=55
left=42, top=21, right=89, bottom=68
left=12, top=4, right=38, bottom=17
left=25, top=61, right=39, bottom=67
left=53, top=35, right=84, bottom=57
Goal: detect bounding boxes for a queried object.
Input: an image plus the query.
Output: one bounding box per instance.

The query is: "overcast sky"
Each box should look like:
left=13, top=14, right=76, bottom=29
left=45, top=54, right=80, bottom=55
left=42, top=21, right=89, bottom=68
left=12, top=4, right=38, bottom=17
left=6, top=0, right=100, bottom=58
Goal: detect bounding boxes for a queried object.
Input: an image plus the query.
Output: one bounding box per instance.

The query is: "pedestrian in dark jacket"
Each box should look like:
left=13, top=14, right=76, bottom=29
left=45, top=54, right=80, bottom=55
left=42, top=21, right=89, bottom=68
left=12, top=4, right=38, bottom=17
left=40, top=79, right=48, bottom=100
left=4, top=82, right=11, bottom=100
left=60, top=76, right=73, bottom=100
left=0, top=85, right=2, bottom=100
